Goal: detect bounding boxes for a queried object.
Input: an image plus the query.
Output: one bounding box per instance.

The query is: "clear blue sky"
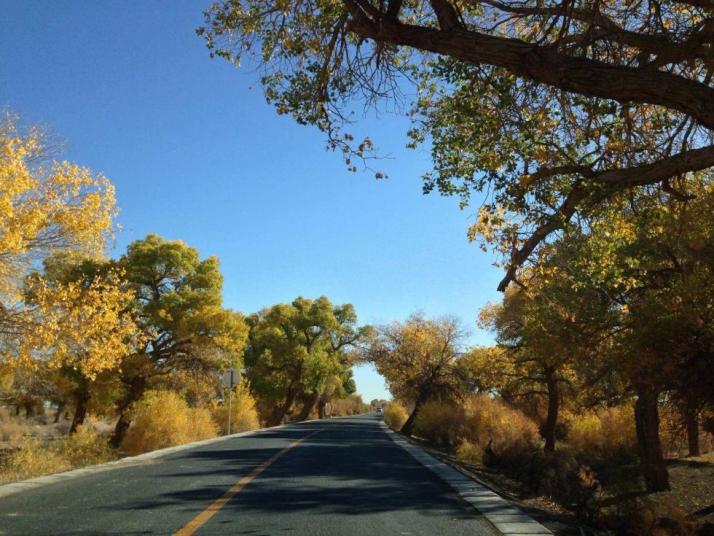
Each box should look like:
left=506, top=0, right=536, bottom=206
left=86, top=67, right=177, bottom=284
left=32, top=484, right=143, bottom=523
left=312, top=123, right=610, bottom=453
left=1, top=0, right=501, bottom=401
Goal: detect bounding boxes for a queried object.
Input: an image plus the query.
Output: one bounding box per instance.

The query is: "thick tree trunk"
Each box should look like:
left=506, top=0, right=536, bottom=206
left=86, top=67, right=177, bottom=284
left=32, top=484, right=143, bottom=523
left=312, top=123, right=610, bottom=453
left=110, top=376, right=147, bottom=448
left=297, top=391, right=320, bottom=421
left=685, top=398, right=700, bottom=457
left=24, top=401, right=35, bottom=418
left=70, top=388, right=90, bottom=435
left=543, top=369, right=560, bottom=452
left=268, top=384, right=299, bottom=427
left=634, top=386, right=670, bottom=492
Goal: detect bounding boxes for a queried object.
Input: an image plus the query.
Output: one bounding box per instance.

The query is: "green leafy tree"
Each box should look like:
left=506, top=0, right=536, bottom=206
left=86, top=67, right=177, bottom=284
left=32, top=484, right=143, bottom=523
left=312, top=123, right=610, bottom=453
left=110, top=234, right=248, bottom=446
left=199, top=0, right=714, bottom=290
left=245, top=296, right=370, bottom=425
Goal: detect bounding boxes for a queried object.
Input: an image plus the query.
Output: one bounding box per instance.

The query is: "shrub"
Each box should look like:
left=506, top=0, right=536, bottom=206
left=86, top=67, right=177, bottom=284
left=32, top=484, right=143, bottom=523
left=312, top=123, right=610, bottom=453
left=0, top=408, right=26, bottom=444
left=413, top=400, right=464, bottom=448
left=456, top=439, right=483, bottom=464
left=566, top=405, right=637, bottom=460
left=0, top=439, right=71, bottom=483
left=121, top=391, right=218, bottom=455
left=57, top=425, right=114, bottom=466
left=212, top=385, right=260, bottom=434
left=461, top=394, right=540, bottom=467
left=0, top=423, right=115, bottom=484
left=528, top=450, right=601, bottom=518
left=599, top=498, right=697, bottom=536
left=331, top=394, right=370, bottom=416
left=383, top=401, right=408, bottom=431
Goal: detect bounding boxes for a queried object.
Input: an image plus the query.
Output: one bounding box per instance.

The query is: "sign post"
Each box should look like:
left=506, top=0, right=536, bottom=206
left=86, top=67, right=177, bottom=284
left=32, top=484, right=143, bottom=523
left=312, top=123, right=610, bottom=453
left=222, top=368, right=239, bottom=435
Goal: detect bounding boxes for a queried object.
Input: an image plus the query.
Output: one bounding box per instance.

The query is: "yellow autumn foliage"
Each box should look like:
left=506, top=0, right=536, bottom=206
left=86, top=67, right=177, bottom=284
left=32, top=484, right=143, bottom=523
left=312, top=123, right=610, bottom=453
left=212, top=384, right=260, bottom=434
left=0, top=113, right=117, bottom=299
left=121, top=391, right=218, bottom=455
left=383, top=401, right=408, bottom=431
left=565, top=405, right=637, bottom=459
left=18, top=270, right=144, bottom=380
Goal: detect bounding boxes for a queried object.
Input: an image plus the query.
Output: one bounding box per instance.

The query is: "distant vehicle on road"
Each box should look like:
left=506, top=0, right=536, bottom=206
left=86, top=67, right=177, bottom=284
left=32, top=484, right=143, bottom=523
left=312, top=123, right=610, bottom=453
left=376, top=407, right=383, bottom=414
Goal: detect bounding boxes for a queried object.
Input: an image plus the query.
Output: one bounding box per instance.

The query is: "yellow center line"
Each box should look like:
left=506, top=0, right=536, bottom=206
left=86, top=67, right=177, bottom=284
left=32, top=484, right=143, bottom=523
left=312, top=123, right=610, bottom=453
left=173, top=427, right=325, bottom=536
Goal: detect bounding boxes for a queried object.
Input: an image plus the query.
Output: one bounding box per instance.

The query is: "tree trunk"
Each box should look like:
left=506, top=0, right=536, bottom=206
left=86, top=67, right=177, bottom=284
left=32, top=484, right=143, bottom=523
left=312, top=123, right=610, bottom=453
left=297, top=391, right=320, bottom=421
left=401, top=394, right=428, bottom=436
left=685, top=398, right=700, bottom=457
left=543, top=369, right=560, bottom=452
left=110, top=376, right=146, bottom=448
left=634, top=386, right=670, bottom=492
left=24, top=401, right=35, bottom=418
left=268, top=384, right=299, bottom=427
left=54, top=401, right=66, bottom=424
left=70, top=388, right=90, bottom=435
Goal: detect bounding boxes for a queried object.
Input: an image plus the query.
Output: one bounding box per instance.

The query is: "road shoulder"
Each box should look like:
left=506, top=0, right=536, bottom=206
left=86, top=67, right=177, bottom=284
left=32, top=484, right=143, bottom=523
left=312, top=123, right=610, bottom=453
left=380, top=421, right=553, bottom=536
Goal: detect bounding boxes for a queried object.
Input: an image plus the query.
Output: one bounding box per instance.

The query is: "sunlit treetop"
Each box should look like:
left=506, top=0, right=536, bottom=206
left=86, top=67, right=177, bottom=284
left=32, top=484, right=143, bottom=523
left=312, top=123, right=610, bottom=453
left=0, top=113, right=117, bottom=299
left=200, top=0, right=714, bottom=290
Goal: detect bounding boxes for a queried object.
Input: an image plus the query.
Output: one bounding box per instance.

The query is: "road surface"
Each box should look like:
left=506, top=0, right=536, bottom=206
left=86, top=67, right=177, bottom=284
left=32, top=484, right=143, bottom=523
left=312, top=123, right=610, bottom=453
left=0, top=414, right=498, bottom=535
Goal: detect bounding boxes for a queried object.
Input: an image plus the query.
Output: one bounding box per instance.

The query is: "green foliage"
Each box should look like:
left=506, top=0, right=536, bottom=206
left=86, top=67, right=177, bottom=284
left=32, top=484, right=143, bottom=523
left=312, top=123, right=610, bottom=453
left=245, top=296, right=369, bottom=425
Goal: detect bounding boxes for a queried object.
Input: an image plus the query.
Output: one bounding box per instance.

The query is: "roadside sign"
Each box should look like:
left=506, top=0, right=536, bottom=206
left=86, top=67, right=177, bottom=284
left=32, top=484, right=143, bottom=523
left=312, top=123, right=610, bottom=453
left=222, top=368, right=239, bottom=388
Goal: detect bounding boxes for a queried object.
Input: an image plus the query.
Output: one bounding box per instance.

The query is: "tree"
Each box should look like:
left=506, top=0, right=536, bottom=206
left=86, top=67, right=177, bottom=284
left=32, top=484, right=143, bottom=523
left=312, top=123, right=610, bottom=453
left=245, top=296, right=369, bottom=425
left=110, top=234, right=248, bottom=446
left=478, top=266, right=612, bottom=451
left=19, top=255, right=142, bottom=434
left=200, top=0, right=714, bottom=290
left=0, top=112, right=116, bottom=353
left=365, top=314, right=465, bottom=436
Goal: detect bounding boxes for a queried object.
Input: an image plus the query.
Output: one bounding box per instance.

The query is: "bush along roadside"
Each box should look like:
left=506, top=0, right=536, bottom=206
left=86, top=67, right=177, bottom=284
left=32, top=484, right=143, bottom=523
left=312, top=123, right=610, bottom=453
left=399, top=395, right=714, bottom=536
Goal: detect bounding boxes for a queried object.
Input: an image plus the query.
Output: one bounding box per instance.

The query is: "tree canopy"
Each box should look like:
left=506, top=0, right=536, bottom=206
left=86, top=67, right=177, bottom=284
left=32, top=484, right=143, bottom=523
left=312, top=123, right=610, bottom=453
left=200, top=0, right=714, bottom=290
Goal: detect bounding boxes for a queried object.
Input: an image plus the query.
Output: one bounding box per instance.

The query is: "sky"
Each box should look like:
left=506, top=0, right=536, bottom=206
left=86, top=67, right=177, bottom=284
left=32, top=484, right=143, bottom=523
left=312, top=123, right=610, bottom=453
left=0, top=0, right=501, bottom=402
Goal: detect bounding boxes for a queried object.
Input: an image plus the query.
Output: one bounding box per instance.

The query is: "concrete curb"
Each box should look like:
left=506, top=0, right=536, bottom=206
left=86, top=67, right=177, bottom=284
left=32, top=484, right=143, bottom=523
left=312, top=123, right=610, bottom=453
left=0, top=418, right=326, bottom=500
left=380, top=422, right=552, bottom=536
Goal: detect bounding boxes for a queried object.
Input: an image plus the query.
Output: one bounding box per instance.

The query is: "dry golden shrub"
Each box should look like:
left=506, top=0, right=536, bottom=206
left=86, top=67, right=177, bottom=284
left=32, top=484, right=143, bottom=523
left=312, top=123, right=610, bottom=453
left=460, top=394, right=539, bottom=465
left=121, top=391, right=218, bottom=455
left=0, top=424, right=115, bottom=484
left=0, top=439, right=72, bottom=483
left=383, top=401, right=408, bottom=431
left=413, top=400, right=464, bottom=448
left=330, top=394, right=369, bottom=416
left=566, top=405, right=637, bottom=459
left=0, top=408, right=26, bottom=444
left=57, top=425, right=114, bottom=466
left=456, top=439, right=483, bottom=464
left=212, top=385, right=260, bottom=434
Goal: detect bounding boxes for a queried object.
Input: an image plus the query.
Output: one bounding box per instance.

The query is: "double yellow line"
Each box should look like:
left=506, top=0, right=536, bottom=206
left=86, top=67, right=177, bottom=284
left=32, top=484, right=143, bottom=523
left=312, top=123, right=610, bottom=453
left=174, top=427, right=324, bottom=536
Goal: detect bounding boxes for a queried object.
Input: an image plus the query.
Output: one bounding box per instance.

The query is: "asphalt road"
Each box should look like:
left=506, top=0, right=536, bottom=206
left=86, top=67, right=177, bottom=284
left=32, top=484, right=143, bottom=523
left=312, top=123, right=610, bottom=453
left=0, top=414, right=498, bottom=536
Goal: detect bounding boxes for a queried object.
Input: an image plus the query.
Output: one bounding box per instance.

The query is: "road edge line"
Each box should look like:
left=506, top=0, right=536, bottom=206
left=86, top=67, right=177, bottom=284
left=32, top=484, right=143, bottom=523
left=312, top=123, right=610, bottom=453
left=0, top=418, right=326, bottom=499
left=379, top=421, right=553, bottom=536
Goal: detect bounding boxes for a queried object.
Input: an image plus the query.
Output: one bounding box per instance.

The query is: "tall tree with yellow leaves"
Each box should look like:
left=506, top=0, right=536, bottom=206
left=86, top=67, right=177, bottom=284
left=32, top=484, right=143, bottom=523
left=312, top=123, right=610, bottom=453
left=0, top=112, right=116, bottom=352
left=21, top=255, right=144, bottom=433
